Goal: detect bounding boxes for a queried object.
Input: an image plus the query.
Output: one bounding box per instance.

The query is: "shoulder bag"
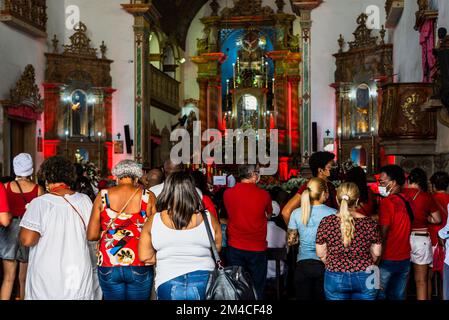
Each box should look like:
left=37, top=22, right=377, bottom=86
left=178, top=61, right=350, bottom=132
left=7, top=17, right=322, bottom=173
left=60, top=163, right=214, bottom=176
left=200, top=210, right=258, bottom=300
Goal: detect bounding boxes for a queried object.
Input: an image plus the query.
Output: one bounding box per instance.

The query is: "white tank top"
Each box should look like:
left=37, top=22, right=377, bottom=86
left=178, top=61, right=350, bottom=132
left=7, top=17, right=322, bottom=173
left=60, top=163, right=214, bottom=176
left=151, top=211, right=215, bottom=289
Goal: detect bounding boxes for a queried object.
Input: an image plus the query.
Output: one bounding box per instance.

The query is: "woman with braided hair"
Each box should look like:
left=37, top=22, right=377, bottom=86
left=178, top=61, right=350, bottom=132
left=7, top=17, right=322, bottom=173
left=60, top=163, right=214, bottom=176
left=316, top=182, right=382, bottom=300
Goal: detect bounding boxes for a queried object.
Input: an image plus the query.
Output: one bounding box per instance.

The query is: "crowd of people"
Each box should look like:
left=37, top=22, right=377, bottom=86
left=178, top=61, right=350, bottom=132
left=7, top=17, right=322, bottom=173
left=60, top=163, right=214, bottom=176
left=0, top=151, right=448, bottom=301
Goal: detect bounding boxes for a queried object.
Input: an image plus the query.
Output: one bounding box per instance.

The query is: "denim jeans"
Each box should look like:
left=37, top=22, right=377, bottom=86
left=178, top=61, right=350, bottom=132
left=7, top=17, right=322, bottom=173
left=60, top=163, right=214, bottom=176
left=157, top=270, right=210, bottom=300
left=98, top=266, right=154, bottom=300
left=443, top=263, right=449, bottom=301
left=324, top=270, right=378, bottom=300
left=227, top=246, right=267, bottom=300
left=378, top=259, right=411, bottom=300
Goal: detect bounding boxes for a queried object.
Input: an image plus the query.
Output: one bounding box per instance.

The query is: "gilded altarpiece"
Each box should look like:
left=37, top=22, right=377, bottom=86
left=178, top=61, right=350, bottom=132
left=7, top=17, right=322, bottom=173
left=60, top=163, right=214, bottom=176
left=44, top=22, right=115, bottom=174
left=333, top=13, right=392, bottom=174
left=192, top=0, right=301, bottom=160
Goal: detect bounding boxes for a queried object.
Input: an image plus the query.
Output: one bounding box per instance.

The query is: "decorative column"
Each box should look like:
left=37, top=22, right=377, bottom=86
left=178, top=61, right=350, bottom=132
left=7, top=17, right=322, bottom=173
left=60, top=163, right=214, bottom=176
left=197, top=79, right=208, bottom=128
left=122, top=2, right=160, bottom=166
left=293, top=0, right=323, bottom=156
left=288, top=76, right=301, bottom=155
left=192, top=52, right=226, bottom=131
left=266, top=50, right=301, bottom=156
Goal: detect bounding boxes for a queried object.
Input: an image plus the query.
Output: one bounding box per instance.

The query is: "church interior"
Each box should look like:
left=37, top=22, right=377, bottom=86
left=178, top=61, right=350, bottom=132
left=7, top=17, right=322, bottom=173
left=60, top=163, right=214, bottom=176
left=1, top=0, right=449, bottom=180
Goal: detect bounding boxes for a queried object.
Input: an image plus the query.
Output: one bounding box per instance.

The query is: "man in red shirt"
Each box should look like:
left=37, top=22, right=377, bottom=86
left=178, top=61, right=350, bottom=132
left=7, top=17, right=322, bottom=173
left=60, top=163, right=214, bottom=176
left=378, top=165, right=413, bottom=300
left=281, top=151, right=338, bottom=224
left=224, top=164, right=273, bottom=299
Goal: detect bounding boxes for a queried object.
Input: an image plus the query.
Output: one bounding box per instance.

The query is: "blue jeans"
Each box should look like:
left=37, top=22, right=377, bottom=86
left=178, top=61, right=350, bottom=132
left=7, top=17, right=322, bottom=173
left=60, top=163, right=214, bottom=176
left=157, top=270, right=210, bottom=300
left=378, top=259, right=411, bottom=300
left=227, top=246, right=267, bottom=300
left=98, top=266, right=154, bottom=300
left=324, top=270, right=378, bottom=300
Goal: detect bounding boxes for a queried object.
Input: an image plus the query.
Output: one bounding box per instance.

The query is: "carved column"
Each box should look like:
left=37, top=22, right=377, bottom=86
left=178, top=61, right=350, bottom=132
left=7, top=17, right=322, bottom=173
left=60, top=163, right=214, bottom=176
left=207, top=78, right=222, bottom=131
left=293, top=1, right=323, bottom=156
left=289, top=76, right=301, bottom=155
left=267, top=50, right=302, bottom=156
left=198, top=79, right=208, bottom=128
left=122, top=3, right=160, bottom=166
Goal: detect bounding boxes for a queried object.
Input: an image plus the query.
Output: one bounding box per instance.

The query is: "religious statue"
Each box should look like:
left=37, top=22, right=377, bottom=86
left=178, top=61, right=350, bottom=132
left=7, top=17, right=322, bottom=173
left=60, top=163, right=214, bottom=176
left=238, top=30, right=265, bottom=72
left=355, top=85, right=370, bottom=134
left=70, top=90, right=87, bottom=136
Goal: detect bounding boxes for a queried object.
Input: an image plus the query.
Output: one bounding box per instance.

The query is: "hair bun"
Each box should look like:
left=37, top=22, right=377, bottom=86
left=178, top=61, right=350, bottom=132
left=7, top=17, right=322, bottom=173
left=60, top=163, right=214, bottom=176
left=341, top=195, right=350, bottom=201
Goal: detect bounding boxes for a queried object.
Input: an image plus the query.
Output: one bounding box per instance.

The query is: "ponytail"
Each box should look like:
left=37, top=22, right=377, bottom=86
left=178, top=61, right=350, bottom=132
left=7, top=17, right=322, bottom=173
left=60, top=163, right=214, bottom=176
left=301, top=178, right=328, bottom=226
left=340, top=196, right=355, bottom=247
left=301, top=189, right=312, bottom=226
left=336, top=182, right=359, bottom=247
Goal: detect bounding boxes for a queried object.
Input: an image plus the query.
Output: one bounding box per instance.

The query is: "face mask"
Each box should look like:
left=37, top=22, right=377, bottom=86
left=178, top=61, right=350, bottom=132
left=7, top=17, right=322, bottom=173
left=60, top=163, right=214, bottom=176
left=379, top=183, right=391, bottom=197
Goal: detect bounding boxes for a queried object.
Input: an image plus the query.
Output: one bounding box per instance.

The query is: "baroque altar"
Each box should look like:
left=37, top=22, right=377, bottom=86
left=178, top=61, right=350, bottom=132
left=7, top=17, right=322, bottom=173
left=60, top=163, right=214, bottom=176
left=192, top=0, right=301, bottom=160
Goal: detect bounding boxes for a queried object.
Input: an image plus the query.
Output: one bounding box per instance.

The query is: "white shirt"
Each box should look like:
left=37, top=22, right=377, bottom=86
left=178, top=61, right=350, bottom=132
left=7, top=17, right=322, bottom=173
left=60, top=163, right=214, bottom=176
left=151, top=211, right=215, bottom=289
left=438, top=204, right=449, bottom=265
left=150, top=182, right=203, bottom=199
left=20, top=193, right=95, bottom=300
left=266, top=221, right=287, bottom=279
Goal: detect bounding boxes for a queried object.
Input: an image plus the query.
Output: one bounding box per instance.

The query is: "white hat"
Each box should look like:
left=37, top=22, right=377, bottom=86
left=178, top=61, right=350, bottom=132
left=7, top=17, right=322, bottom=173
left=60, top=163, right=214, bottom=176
left=13, top=153, right=34, bottom=177
left=271, top=201, right=281, bottom=218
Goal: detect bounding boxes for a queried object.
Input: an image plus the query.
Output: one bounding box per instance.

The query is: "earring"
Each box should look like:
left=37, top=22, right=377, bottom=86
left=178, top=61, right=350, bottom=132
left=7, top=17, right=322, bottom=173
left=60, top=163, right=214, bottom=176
left=45, top=181, right=50, bottom=192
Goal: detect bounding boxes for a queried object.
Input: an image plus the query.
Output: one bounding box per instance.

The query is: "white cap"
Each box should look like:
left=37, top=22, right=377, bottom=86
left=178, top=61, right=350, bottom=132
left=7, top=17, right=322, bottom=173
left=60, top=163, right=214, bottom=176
left=13, top=153, right=34, bottom=177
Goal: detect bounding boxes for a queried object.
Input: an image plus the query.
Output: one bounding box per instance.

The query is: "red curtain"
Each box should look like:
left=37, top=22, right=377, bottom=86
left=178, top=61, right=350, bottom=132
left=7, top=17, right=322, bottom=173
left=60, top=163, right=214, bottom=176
left=420, top=19, right=436, bottom=83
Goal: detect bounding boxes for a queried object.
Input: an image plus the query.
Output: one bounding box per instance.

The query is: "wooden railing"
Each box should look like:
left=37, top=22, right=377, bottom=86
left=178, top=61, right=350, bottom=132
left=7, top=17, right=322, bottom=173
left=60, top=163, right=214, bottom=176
left=150, top=65, right=180, bottom=114
left=0, top=0, right=47, bottom=35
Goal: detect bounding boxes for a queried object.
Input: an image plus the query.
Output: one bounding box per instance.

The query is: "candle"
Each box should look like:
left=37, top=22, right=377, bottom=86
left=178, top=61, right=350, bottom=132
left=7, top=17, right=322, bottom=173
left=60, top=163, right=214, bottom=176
left=232, top=63, right=236, bottom=88
left=226, top=79, right=230, bottom=95
left=272, top=78, right=275, bottom=94
left=237, top=57, right=240, bottom=74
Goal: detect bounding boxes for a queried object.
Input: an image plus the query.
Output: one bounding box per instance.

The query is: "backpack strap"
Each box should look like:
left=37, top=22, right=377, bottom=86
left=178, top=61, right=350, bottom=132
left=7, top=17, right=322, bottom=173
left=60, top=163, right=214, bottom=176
left=394, top=193, right=415, bottom=223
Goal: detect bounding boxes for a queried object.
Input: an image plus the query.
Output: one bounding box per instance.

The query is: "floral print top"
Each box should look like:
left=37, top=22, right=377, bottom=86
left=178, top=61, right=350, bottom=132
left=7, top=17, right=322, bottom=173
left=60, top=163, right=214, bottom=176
left=316, top=215, right=381, bottom=272
left=97, top=188, right=149, bottom=267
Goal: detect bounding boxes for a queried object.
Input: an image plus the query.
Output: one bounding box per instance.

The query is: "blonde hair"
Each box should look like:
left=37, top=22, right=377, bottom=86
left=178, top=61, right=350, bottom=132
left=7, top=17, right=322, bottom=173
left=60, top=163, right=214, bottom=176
left=337, top=182, right=360, bottom=247
left=301, top=178, right=328, bottom=225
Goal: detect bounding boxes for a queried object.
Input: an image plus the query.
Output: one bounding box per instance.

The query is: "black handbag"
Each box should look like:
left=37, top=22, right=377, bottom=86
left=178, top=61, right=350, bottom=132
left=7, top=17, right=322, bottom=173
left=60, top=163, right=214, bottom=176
left=200, top=211, right=258, bottom=300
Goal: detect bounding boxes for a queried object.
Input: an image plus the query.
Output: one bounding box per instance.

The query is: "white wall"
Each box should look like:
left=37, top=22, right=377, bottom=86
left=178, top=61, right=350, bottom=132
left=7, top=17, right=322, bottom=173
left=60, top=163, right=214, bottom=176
left=0, top=0, right=65, bottom=173
left=310, top=0, right=386, bottom=151
left=392, top=0, right=422, bottom=83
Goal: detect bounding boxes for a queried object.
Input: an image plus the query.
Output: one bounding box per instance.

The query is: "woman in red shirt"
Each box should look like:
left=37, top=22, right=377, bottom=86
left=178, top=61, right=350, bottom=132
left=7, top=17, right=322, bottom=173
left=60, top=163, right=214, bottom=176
left=0, top=153, right=43, bottom=300
left=403, top=168, right=441, bottom=300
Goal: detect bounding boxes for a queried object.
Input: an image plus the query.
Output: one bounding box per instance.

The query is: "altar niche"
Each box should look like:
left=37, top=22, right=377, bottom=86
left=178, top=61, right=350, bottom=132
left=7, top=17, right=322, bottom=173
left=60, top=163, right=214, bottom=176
left=44, top=22, right=115, bottom=175
left=192, top=0, right=301, bottom=158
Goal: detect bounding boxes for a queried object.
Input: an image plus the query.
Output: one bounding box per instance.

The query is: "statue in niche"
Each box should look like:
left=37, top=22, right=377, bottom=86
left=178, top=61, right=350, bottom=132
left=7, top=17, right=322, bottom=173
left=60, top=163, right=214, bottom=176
left=238, top=30, right=265, bottom=71
left=70, top=90, right=87, bottom=136
left=355, top=85, right=370, bottom=134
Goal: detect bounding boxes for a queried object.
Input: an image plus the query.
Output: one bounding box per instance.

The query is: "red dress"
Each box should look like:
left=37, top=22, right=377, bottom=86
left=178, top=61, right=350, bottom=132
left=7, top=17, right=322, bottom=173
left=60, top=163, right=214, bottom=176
left=5, top=182, right=39, bottom=217
left=97, top=188, right=149, bottom=267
